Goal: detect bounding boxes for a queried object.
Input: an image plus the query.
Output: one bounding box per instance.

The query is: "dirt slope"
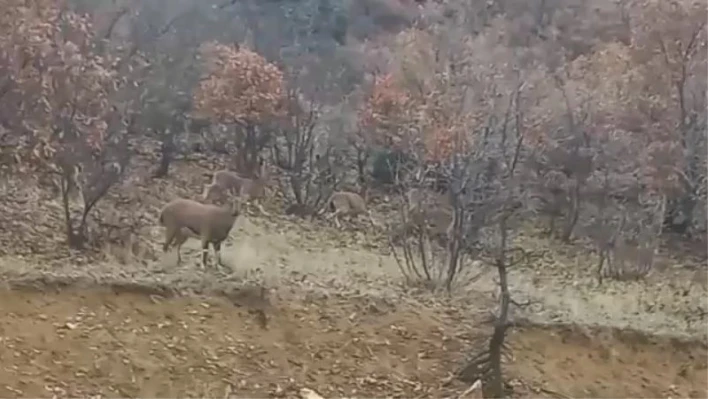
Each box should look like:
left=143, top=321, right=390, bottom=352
left=0, top=288, right=705, bottom=398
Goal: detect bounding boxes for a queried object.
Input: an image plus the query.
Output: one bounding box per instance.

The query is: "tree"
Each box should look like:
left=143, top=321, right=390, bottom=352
left=628, top=0, right=707, bottom=235
left=271, top=83, right=323, bottom=208
left=520, top=0, right=707, bottom=280
left=122, top=1, right=201, bottom=178
left=105, top=0, right=241, bottom=178
left=193, top=42, right=285, bottom=174
left=374, top=13, right=544, bottom=395
left=357, top=73, right=418, bottom=185
left=0, top=0, right=134, bottom=249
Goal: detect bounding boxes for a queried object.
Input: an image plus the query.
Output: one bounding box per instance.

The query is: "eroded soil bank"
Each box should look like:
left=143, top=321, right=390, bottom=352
left=0, top=286, right=705, bottom=398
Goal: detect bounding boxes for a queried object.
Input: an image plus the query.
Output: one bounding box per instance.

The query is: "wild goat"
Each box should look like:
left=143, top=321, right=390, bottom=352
left=320, top=190, right=375, bottom=229
left=159, top=198, right=241, bottom=268
left=391, top=191, right=454, bottom=248
left=202, top=159, right=270, bottom=215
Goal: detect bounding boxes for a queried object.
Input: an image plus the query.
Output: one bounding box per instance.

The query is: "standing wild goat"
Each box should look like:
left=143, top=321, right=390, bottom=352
left=159, top=198, right=241, bottom=267
left=202, top=159, right=270, bottom=215
left=320, top=190, right=375, bottom=229
left=387, top=187, right=455, bottom=247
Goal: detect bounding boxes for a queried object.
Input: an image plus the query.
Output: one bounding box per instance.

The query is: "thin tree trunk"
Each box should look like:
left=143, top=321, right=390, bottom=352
left=154, top=134, right=174, bottom=178
left=561, top=181, right=580, bottom=242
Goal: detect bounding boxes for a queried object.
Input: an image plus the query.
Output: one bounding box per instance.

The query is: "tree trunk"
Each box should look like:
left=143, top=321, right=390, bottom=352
left=290, top=174, right=304, bottom=205
left=561, top=181, right=580, bottom=242
left=356, top=148, right=369, bottom=188
left=154, top=133, right=174, bottom=178
left=486, top=220, right=511, bottom=398
left=60, top=173, right=86, bottom=249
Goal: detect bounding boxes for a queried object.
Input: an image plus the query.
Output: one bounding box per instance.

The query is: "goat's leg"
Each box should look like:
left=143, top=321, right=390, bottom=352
left=200, top=237, right=210, bottom=269
left=173, top=233, right=189, bottom=266
left=255, top=199, right=270, bottom=216
left=163, top=227, right=176, bottom=253
left=213, top=241, right=224, bottom=267
left=324, top=209, right=338, bottom=227
left=323, top=209, right=334, bottom=223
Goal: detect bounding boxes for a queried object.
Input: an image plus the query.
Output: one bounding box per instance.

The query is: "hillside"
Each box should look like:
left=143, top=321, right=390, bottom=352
left=0, top=0, right=706, bottom=397
left=0, top=152, right=706, bottom=398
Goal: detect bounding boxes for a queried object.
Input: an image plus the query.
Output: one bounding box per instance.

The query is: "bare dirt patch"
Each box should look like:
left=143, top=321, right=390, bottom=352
left=0, top=286, right=464, bottom=398
left=0, top=286, right=705, bottom=398
left=509, top=324, right=708, bottom=398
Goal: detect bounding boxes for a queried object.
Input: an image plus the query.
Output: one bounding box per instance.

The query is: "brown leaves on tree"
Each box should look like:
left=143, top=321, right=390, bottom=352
left=0, top=0, right=133, bottom=249
left=358, top=26, right=505, bottom=163
left=0, top=0, right=120, bottom=170
left=559, top=0, right=707, bottom=196
left=358, top=73, right=417, bottom=150
left=192, top=42, right=285, bottom=126
left=358, top=72, right=467, bottom=163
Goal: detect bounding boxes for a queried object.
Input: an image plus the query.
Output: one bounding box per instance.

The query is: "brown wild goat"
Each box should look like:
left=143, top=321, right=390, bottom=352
left=203, top=158, right=270, bottom=215
left=391, top=187, right=454, bottom=246
left=159, top=198, right=241, bottom=267
left=320, top=190, right=376, bottom=229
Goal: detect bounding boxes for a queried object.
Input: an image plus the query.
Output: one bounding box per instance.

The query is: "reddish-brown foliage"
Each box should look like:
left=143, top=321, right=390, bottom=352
left=0, top=0, right=121, bottom=170
left=0, top=0, right=133, bottom=249
left=192, top=42, right=285, bottom=126
left=358, top=71, right=467, bottom=162
left=358, top=73, right=416, bottom=149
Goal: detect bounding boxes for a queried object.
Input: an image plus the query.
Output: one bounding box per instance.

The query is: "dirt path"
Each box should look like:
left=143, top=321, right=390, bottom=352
left=0, top=288, right=705, bottom=398
left=187, top=217, right=707, bottom=338
left=1, top=216, right=704, bottom=337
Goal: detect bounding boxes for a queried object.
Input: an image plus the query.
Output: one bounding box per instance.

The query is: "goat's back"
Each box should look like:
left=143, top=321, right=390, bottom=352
left=240, top=176, right=267, bottom=199
left=331, top=191, right=366, bottom=213
left=160, top=198, right=212, bottom=225
left=160, top=198, right=236, bottom=234
left=213, top=170, right=247, bottom=190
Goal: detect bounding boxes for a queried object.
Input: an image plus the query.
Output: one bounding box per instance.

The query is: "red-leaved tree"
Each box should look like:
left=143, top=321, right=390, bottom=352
left=356, top=73, right=419, bottom=184
left=193, top=42, right=285, bottom=174
left=0, top=0, right=132, bottom=248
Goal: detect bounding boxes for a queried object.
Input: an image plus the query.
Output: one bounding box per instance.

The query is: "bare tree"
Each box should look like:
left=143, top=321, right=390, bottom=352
left=271, top=74, right=342, bottom=215
left=454, top=81, right=543, bottom=398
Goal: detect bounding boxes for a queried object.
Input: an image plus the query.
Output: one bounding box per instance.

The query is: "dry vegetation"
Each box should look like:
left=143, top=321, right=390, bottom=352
left=0, top=0, right=706, bottom=398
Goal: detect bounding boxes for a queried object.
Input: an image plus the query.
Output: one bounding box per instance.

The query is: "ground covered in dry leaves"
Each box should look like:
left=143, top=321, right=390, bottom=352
left=0, top=154, right=706, bottom=398
left=0, top=287, right=705, bottom=398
